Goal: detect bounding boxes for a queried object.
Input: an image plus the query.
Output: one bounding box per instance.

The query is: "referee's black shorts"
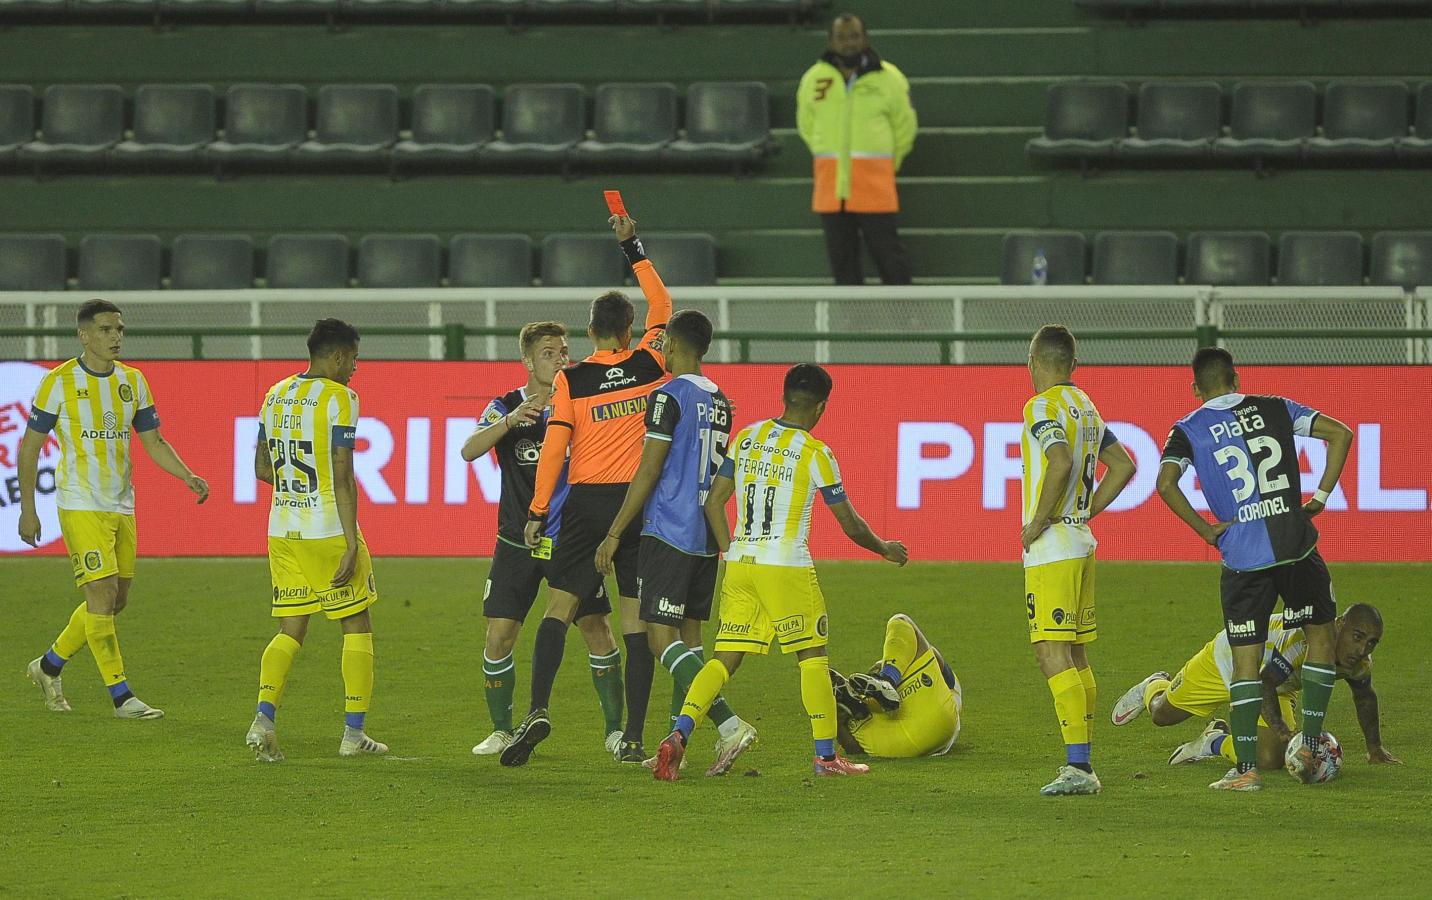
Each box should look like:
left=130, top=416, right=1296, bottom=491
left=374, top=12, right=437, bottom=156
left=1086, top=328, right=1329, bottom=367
left=547, top=483, right=641, bottom=600
left=484, top=539, right=611, bottom=621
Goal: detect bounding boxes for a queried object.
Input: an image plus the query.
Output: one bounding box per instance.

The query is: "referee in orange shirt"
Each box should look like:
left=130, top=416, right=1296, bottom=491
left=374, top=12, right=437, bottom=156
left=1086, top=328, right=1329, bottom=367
left=500, top=212, right=672, bottom=767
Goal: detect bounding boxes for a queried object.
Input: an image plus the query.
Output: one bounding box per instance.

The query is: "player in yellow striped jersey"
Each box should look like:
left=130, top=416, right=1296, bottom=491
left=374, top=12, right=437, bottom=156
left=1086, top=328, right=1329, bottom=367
left=1020, top=325, right=1137, bottom=796
left=22, top=299, right=209, bottom=720
left=653, top=364, right=908, bottom=781
left=245, top=319, right=388, bottom=762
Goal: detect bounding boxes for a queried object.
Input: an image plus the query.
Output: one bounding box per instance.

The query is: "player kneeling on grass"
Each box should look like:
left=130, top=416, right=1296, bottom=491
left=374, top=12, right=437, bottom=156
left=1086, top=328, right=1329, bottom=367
left=245, top=319, right=387, bottom=762
left=1113, top=603, right=1398, bottom=772
left=832, top=614, right=963, bottom=759
left=653, top=364, right=908, bottom=781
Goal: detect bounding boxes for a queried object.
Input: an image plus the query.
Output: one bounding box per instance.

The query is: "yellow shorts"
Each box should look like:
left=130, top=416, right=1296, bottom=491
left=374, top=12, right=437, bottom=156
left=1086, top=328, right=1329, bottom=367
left=849, top=650, right=962, bottom=758
left=268, top=535, right=377, bottom=621
left=713, top=560, right=828, bottom=655
left=58, top=509, right=136, bottom=586
left=1025, top=553, right=1096, bottom=644
left=1166, top=640, right=1297, bottom=727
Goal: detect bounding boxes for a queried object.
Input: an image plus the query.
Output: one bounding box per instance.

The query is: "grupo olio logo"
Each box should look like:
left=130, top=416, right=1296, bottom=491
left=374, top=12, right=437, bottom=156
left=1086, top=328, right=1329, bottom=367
left=0, top=362, right=64, bottom=552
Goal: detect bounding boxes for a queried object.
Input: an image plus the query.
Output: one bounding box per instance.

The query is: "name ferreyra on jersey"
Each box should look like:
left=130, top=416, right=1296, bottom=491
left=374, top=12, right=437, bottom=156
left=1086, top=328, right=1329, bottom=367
left=1020, top=383, right=1115, bottom=567
left=724, top=418, right=846, bottom=567
left=258, top=374, right=359, bottom=539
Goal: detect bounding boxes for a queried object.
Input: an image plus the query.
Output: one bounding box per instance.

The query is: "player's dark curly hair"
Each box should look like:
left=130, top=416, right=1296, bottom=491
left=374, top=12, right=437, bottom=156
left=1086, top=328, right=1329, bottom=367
left=667, top=309, right=714, bottom=358
left=77, top=298, right=121, bottom=325
left=590, top=291, right=635, bottom=341
left=784, top=363, right=833, bottom=407
left=307, top=318, right=361, bottom=358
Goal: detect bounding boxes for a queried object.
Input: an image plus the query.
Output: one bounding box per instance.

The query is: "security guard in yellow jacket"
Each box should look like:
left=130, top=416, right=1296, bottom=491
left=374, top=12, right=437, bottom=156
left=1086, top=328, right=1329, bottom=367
left=797, top=13, right=917, bottom=285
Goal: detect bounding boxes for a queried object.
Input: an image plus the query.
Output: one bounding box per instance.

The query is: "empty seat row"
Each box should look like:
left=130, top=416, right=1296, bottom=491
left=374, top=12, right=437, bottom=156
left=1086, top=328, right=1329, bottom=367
left=1002, top=231, right=1432, bottom=288
left=0, top=82, right=773, bottom=175
left=0, top=232, right=718, bottom=291
left=1076, top=0, right=1432, bottom=12
left=0, top=0, right=821, bottom=21
left=1028, top=80, right=1432, bottom=166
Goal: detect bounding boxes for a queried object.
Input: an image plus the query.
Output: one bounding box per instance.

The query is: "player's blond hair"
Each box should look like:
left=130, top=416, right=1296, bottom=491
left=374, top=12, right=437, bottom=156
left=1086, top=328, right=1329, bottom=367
left=519, top=321, right=568, bottom=359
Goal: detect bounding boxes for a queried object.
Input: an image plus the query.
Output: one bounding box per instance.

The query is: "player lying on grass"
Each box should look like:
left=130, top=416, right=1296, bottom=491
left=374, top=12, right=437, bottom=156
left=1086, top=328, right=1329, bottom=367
left=462, top=321, right=625, bottom=759
left=653, top=364, right=909, bottom=781
left=24, top=298, right=209, bottom=721
left=1112, top=603, right=1398, bottom=772
left=832, top=614, right=963, bottom=759
left=245, top=319, right=388, bottom=762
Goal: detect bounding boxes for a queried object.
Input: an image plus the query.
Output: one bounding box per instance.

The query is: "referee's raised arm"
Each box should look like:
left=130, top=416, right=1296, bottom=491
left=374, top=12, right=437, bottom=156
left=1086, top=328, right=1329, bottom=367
left=611, top=215, right=672, bottom=342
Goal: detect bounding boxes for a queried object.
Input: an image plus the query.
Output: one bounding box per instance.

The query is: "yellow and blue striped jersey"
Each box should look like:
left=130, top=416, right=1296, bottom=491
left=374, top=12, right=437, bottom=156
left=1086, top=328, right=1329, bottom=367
left=719, top=418, right=846, bottom=567
left=1212, top=614, right=1372, bottom=693
left=258, top=374, right=359, bottom=540
left=26, top=358, right=160, bottom=514
left=1020, top=382, right=1113, bottom=567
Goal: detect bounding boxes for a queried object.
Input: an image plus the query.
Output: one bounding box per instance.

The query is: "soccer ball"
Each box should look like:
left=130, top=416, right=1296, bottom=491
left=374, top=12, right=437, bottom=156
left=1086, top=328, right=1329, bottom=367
left=1284, top=731, right=1342, bottom=783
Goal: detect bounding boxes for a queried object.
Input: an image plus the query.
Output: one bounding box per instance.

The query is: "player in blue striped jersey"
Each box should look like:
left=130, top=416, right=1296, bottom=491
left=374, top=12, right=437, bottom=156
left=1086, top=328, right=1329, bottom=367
left=1155, top=347, right=1354, bottom=791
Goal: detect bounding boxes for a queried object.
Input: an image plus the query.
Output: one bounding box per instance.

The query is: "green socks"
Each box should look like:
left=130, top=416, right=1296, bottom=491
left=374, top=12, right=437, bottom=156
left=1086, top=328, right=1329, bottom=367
left=484, top=653, right=516, bottom=733
left=589, top=649, right=624, bottom=735
left=1229, top=679, right=1261, bottom=772
left=1300, top=663, right=1337, bottom=749
left=662, top=642, right=737, bottom=730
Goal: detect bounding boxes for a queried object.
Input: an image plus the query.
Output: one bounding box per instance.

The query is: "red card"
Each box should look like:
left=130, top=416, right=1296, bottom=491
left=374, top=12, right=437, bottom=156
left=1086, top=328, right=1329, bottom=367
left=604, top=190, right=628, bottom=217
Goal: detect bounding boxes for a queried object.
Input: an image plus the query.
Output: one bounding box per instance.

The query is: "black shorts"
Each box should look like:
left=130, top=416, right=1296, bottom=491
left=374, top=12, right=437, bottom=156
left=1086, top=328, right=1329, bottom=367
left=547, top=484, right=641, bottom=601
left=637, top=535, right=719, bottom=627
left=484, top=539, right=611, bottom=621
left=1219, top=549, right=1336, bottom=646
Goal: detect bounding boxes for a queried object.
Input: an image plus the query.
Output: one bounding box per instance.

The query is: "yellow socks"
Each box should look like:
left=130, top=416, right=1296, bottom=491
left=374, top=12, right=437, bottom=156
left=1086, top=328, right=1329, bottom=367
left=799, top=656, right=838, bottom=752
left=678, top=658, right=730, bottom=726
left=881, top=616, right=920, bottom=675
left=341, top=632, right=375, bottom=730
left=1048, top=667, right=1089, bottom=749
left=84, top=612, right=132, bottom=705
left=53, top=602, right=88, bottom=661
left=1078, top=666, right=1097, bottom=743
left=257, top=633, right=302, bottom=720
left=1143, top=675, right=1171, bottom=713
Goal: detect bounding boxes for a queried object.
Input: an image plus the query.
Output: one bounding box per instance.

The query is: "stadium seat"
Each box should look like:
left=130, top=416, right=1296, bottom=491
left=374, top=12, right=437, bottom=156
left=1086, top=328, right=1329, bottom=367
left=0, top=234, right=67, bottom=291
left=1092, top=232, right=1179, bottom=285
left=663, top=82, right=773, bottom=168
left=448, top=234, right=533, bottom=287
left=1305, top=81, right=1408, bottom=160
left=0, top=0, right=68, bottom=14
left=266, top=234, right=351, bottom=288
left=348, top=0, right=438, bottom=14
left=1000, top=232, right=1087, bottom=285
left=1026, top=82, right=1130, bottom=161
left=571, top=83, right=678, bottom=167
left=391, top=85, right=496, bottom=171
left=441, top=0, right=526, bottom=16
left=112, top=84, right=217, bottom=168
left=19, top=85, right=125, bottom=171
left=1214, top=81, right=1316, bottom=162
left=1186, top=232, right=1271, bottom=285
left=295, top=85, right=400, bottom=167
left=68, top=0, right=159, bottom=18
left=77, top=234, right=163, bottom=291
left=638, top=233, right=717, bottom=286
left=481, top=84, right=586, bottom=168
left=1369, top=232, right=1432, bottom=289
left=207, top=84, right=309, bottom=172
left=357, top=234, right=442, bottom=287
left=1396, top=83, right=1432, bottom=159
left=0, top=86, right=35, bottom=167
left=170, top=234, right=255, bottom=290
left=161, top=0, right=253, bottom=16
left=1277, top=232, right=1365, bottom=286
left=252, top=0, right=340, bottom=17
left=1120, top=82, right=1222, bottom=159
left=528, top=0, right=618, bottom=10
left=540, top=234, right=627, bottom=287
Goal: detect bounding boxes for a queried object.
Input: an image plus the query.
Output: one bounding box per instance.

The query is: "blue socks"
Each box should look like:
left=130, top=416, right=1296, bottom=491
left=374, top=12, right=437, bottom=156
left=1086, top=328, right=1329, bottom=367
left=258, top=701, right=277, bottom=721
left=1067, top=742, right=1091, bottom=768
left=42, top=649, right=67, bottom=674
left=346, top=711, right=366, bottom=730
left=880, top=664, right=902, bottom=685
left=674, top=714, right=695, bottom=742
left=815, top=738, right=836, bottom=761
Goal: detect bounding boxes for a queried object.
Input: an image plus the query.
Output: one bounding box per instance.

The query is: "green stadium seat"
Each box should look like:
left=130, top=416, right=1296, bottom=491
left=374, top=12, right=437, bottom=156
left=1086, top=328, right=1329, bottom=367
left=161, top=0, right=254, bottom=17
left=481, top=84, right=586, bottom=169
left=392, top=85, right=496, bottom=172
left=206, top=84, right=308, bottom=173
left=113, top=84, right=216, bottom=169
left=441, top=0, right=525, bottom=16
left=664, top=81, right=773, bottom=169
left=358, top=234, right=443, bottom=287
left=0, top=234, right=67, bottom=291
left=639, top=233, right=717, bottom=285
left=572, top=82, right=678, bottom=168
left=1214, top=81, right=1316, bottom=163
left=19, top=85, right=125, bottom=172
left=448, top=234, right=533, bottom=287
left=1305, top=80, right=1407, bottom=160
left=1277, top=232, right=1364, bottom=286
left=540, top=234, right=626, bottom=287
left=78, top=234, right=163, bottom=291
left=1026, top=82, right=1130, bottom=162
left=170, top=234, right=256, bottom=289
left=252, top=0, right=339, bottom=16
left=1092, top=232, right=1179, bottom=285
left=0, top=86, right=35, bottom=168
left=1000, top=232, right=1087, bottom=285
left=527, top=0, right=617, bottom=12
left=68, top=0, right=160, bottom=17
left=266, top=234, right=351, bottom=288
left=348, top=0, right=438, bottom=13
left=295, top=84, right=399, bottom=168
left=0, top=0, right=68, bottom=15
left=1369, top=232, right=1432, bottom=289
left=1396, top=82, right=1432, bottom=159
left=1120, top=82, right=1221, bottom=160
left=1186, top=232, right=1271, bottom=285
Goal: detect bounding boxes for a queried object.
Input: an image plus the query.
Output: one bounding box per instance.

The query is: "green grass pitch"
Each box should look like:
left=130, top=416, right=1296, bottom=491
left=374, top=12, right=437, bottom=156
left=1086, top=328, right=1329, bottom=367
left=4, top=558, right=1429, bottom=897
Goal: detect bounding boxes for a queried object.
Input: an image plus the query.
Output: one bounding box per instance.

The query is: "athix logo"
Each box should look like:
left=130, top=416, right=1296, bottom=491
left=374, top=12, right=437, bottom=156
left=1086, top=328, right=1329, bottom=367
left=0, top=362, right=64, bottom=553
left=600, top=366, right=639, bottom=390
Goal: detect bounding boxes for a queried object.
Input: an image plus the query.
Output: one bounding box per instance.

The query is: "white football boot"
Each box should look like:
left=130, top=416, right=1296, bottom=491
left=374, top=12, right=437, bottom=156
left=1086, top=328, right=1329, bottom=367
left=706, top=717, right=758, bottom=777
left=604, top=730, right=623, bottom=758
left=472, top=730, right=515, bottom=756
left=246, top=713, right=284, bottom=763
left=1111, top=671, right=1170, bottom=726
left=340, top=726, right=388, bottom=757
left=1169, top=718, right=1229, bottom=766
left=1039, top=765, right=1102, bottom=796
left=27, top=658, right=71, bottom=712
left=114, top=696, right=164, bottom=720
